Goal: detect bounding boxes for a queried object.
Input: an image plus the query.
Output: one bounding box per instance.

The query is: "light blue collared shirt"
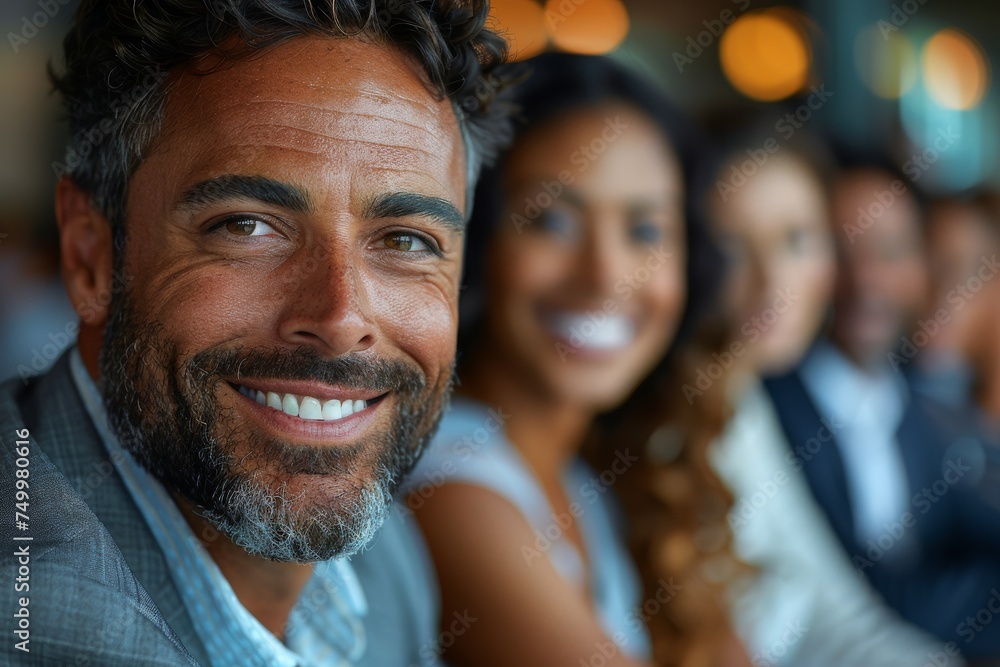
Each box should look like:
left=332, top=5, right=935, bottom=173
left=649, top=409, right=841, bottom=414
left=69, top=348, right=368, bottom=667
left=800, top=341, right=911, bottom=546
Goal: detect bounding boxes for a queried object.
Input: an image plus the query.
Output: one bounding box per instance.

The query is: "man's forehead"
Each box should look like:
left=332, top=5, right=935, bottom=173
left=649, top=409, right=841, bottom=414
left=836, top=173, right=919, bottom=235
left=175, top=36, right=452, bottom=121
left=152, top=36, right=464, bottom=198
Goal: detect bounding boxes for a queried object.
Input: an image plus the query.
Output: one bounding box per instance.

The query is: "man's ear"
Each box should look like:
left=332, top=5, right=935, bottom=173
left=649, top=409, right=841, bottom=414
left=55, top=177, right=115, bottom=328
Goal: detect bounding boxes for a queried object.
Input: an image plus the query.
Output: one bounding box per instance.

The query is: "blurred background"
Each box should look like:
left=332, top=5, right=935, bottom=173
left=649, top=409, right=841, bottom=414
left=0, top=0, right=997, bottom=376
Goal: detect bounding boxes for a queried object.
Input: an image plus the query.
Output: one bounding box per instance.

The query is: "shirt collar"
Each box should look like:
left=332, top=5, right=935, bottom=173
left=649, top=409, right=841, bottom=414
left=800, top=339, right=908, bottom=431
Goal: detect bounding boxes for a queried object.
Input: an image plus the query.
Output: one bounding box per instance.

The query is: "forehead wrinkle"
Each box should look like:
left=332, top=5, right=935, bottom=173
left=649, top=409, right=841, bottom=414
left=226, top=101, right=458, bottom=154
left=191, top=48, right=453, bottom=129
left=304, top=82, right=445, bottom=116
left=235, top=125, right=453, bottom=168
left=191, top=91, right=460, bottom=175
left=200, top=135, right=457, bottom=188
left=169, top=41, right=460, bottom=144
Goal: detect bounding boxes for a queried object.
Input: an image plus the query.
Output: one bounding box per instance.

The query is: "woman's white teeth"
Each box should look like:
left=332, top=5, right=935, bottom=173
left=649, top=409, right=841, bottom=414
left=239, top=385, right=367, bottom=421
left=545, top=312, right=635, bottom=350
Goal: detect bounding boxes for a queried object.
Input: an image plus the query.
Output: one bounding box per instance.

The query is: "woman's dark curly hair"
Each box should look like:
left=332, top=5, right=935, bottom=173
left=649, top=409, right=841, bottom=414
left=51, top=0, right=512, bottom=229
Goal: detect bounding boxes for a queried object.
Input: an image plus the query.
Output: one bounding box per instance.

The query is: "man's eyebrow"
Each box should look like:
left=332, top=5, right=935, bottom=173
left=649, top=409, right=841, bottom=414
left=364, top=192, right=465, bottom=231
left=176, top=175, right=313, bottom=213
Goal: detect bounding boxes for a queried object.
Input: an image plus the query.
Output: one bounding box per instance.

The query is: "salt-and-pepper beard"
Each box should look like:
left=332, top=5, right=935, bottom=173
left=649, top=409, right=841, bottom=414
left=99, top=288, right=451, bottom=562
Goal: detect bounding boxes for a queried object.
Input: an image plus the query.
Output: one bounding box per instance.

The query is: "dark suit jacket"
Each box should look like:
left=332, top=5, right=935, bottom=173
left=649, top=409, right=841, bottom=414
left=0, top=352, right=440, bottom=665
left=764, top=367, right=1000, bottom=658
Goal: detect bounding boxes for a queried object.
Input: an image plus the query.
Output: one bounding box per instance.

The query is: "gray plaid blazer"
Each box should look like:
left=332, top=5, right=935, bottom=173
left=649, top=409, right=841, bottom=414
left=0, top=352, right=440, bottom=666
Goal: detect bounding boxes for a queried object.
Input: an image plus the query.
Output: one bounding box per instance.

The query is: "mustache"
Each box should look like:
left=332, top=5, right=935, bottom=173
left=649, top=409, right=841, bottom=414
left=183, top=346, right=428, bottom=396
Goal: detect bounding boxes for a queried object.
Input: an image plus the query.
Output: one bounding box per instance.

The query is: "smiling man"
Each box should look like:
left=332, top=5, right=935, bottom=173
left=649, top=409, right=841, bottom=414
left=0, top=1, right=509, bottom=665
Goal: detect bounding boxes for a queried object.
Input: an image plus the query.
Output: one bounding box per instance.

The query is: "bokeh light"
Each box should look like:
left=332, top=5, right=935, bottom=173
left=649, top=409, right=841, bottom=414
left=922, top=28, right=990, bottom=110
left=544, top=0, right=629, bottom=55
left=854, top=26, right=917, bottom=99
left=489, top=0, right=548, bottom=61
left=720, top=9, right=812, bottom=102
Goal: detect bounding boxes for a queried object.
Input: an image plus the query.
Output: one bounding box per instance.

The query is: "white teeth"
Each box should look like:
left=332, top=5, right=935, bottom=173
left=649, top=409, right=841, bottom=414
left=544, top=312, right=635, bottom=351
left=322, top=399, right=342, bottom=420
left=299, top=396, right=323, bottom=420
left=239, top=386, right=367, bottom=422
left=281, top=394, right=299, bottom=417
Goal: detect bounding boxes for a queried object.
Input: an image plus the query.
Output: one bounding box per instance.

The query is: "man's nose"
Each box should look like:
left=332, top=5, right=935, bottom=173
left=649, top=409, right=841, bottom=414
left=276, top=247, right=377, bottom=356
left=850, top=257, right=888, bottom=294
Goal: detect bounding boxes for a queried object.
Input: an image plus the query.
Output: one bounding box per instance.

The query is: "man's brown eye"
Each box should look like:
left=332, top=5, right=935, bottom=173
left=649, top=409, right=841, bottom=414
left=220, top=218, right=277, bottom=237
left=384, top=233, right=428, bottom=252
left=226, top=219, right=258, bottom=236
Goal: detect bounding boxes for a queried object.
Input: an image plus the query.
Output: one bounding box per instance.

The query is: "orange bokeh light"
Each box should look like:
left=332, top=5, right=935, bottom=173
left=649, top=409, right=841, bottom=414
left=720, top=10, right=812, bottom=101
left=490, top=0, right=549, bottom=60
left=922, top=28, right=989, bottom=110
left=544, top=0, right=629, bottom=55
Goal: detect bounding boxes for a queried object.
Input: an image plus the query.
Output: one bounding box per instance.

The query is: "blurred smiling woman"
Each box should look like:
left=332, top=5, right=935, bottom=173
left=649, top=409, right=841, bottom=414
left=400, top=53, right=717, bottom=666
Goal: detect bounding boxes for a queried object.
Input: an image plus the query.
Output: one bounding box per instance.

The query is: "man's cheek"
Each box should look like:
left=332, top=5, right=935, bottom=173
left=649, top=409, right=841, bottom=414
left=378, top=286, right=458, bottom=368
left=143, top=273, right=269, bottom=343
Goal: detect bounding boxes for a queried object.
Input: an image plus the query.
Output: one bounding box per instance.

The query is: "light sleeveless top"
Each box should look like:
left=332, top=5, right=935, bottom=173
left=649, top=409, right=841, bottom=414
left=404, top=397, right=652, bottom=659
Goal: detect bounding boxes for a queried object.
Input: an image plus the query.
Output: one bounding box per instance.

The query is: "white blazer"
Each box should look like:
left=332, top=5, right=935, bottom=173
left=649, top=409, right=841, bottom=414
left=710, top=379, right=961, bottom=667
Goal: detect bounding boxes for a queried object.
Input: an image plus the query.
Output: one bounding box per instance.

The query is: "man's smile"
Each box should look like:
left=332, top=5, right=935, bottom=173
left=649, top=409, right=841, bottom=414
left=227, top=379, right=390, bottom=443
left=237, top=383, right=370, bottom=420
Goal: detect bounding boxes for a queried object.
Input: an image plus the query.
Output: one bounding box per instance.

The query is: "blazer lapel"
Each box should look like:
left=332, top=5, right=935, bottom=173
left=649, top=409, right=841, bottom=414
left=20, top=352, right=211, bottom=666
left=763, top=371, right=858, bottom=555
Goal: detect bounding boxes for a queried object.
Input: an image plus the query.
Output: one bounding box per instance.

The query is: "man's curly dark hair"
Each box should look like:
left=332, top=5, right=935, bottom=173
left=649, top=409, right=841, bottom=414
left=51, top=0, right=512, bottom=228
